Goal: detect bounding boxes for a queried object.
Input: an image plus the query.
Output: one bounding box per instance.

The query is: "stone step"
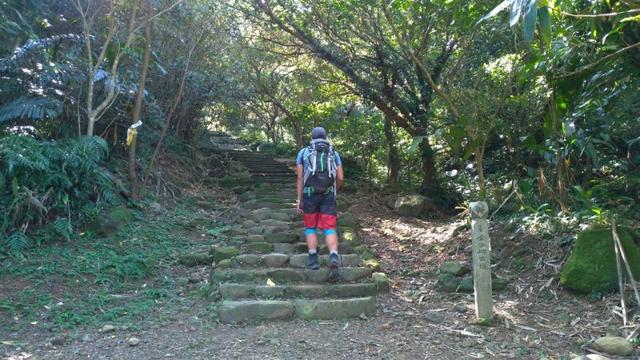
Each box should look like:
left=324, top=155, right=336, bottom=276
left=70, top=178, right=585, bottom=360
left=242, top=162, right=291, bottom=167
left=288, top=253, right=362, bottom=268
left=289, top=242, right=355, bottom=254
left=251, top=178, right=294, bottom=184
left=248, top=171, right=292, bottom=175
left=218, top=300, right=294, bottom=323
left=247, top=169, right=293, bottom=174
left=250, top=175, right=294, bottom=180
left=227, top=253, right=362, bottom=268
left=211, top=267, right=373, bottom=284
left=241, top=242, right=356, bottom=255
left=219, top=282, right=378, bottom=300
left=218, top=297, right=376, bottom=323
left=295, top=297, right=376, bottom=320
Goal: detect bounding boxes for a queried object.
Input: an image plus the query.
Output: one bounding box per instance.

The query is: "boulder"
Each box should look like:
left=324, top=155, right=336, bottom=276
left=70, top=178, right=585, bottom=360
left=560, top=227, right=640, bottom=293
left=392, top=195, right=434, bottom=218
left=457, top=276, right=474, bottom=293
left=439, top=261, right=470, bottom=276
left=338, top=213, right=360, bottom=229
left=436, top=273, right=460, bottom=292
left=591, top=336, right=633, bottom=357
left=93, top=206, right=132, bottom=236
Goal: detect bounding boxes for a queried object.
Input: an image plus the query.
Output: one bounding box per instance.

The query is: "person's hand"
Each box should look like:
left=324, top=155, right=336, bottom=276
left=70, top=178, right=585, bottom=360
left=295, top=199, right=303, bottom=214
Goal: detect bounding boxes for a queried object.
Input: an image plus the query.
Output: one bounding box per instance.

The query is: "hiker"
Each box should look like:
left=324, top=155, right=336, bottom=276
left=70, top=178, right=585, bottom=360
left=295, top=127, right=344, bottom=282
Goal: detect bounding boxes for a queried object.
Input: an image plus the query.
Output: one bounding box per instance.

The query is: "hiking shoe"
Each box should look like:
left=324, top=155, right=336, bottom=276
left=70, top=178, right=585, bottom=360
left=328, top=253, right=340, bottom=283
left=307, top=253, right=320, bottom=270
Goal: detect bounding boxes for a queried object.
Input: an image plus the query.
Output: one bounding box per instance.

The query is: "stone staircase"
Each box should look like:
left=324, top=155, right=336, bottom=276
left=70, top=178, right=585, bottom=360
left=226, top=150, right=294, bottom=184
left=206, top=134, right=388, bottom=323
left=205, top=133, right=295, bottom=184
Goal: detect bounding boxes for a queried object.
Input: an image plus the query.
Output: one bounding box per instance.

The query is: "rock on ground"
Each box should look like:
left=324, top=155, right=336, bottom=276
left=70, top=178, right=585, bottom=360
left=591, top=336, right=634, bottom=357
left=560, top=227, right=640, bottom=293
left=392, top=195, right=434, bottom=218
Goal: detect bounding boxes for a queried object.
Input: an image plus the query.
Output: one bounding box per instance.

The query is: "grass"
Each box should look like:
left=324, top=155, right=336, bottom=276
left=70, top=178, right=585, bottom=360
left=0, top=196, right=224, bottom=332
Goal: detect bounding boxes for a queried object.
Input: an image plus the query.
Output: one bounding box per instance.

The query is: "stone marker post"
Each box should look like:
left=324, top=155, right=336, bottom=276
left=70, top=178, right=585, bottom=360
left=470, top=201, right=493, bottom=323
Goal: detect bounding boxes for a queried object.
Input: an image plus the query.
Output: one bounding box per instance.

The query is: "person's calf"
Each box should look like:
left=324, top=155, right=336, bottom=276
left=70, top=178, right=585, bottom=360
left=324, top=229, right=340, bottom=282
left=324, top=229, right=339, bottom=254
left=305, top=228, right=320, bottom=270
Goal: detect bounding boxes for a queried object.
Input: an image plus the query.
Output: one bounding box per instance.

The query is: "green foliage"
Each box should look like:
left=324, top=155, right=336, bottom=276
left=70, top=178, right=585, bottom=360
left=0, top=135, right=117, bottom=254
left=3, top=230, right=31, bottom=256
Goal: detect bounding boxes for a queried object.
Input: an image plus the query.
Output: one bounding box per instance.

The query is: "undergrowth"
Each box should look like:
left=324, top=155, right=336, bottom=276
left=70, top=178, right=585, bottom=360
left=0, top=134, right=118, bottom=256
left=0, top=196, right=222, bottom=332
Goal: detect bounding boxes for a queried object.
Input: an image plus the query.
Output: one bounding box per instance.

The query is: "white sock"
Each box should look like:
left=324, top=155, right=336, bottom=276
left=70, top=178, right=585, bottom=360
left=308, top=249, right=317, bottom=255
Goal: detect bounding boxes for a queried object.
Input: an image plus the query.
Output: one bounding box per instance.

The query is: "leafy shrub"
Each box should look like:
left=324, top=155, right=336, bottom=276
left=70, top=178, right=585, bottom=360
left=0, top=134, right=117, bottom=255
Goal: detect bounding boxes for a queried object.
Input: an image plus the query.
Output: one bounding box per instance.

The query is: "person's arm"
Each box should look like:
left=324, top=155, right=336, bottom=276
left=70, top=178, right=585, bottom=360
left=334, top=151, right=344, bottom=190
left=336, top=165, right=344, bottom=190
left=296, top=164, right=304, bottom=212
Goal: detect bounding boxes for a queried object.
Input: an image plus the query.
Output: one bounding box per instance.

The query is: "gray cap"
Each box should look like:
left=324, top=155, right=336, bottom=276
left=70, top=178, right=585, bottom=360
left=311, top=127, right=327, bottom=139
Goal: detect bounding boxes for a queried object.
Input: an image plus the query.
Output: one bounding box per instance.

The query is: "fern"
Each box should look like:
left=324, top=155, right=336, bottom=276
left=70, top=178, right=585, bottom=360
left=0, top=135, right=119, bottom=252
left=3, top=230, right=31, bottom=256
left=0, top=34, right=81, bottom=72
left=53, top=217, right=72, bottom=241
left=0, top=96, right=61, bottom=123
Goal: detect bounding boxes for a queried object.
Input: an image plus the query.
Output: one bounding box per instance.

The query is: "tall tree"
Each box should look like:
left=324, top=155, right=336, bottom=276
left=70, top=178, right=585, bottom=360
left=128, top=0, right=154, bottom=199
left=246, top=0, right=463, bottom=195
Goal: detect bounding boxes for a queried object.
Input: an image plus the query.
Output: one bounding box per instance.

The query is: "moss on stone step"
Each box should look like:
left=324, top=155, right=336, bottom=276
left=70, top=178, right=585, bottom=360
left=372, top=272, right=390, bottom=292
left=210, top=245, right=240, bottom=263
left=244, top=242, right=274, bottom=253
left=178, top=252, right=212, bottom=266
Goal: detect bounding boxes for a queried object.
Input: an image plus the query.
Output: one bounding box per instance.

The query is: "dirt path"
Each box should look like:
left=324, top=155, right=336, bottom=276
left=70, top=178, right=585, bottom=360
left=0, top=187, right=628, bottom=360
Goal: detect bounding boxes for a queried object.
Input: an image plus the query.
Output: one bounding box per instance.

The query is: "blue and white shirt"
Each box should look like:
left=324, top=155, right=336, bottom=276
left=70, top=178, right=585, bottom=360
left=296, top=147, right=342, bottom=174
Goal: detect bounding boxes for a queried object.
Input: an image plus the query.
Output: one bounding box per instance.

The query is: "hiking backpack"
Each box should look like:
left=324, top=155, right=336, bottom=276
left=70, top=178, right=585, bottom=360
left=303, top=139, right=338, bottom=195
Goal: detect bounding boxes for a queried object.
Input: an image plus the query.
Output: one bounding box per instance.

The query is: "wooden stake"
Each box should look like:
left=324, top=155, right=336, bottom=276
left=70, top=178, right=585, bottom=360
left=613, top=223, right=627, bottom=326
left=612, top=221, right=640, bottom=307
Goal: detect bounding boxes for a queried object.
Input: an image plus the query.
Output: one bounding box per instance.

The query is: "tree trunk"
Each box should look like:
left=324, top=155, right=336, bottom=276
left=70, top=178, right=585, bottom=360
left=143, top=38, right=199, bottom=184
left=475, top=146, right=486, bottom=199
left=383, top=116, right=400, bottom=190
left=420, top=137, right=437, bottom=196
left=129, top=1, right=153, bottom=199
left=549, top=88, right=569, bottom=212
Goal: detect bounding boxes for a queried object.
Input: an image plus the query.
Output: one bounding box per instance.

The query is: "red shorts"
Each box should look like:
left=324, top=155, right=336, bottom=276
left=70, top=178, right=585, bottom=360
left=304, top=213, right=337, bottom=230
left=302, top=192, right=337, bottom=230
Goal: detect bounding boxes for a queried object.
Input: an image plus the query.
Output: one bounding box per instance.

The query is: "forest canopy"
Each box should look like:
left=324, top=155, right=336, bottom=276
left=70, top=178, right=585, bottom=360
left=1, top=0, right=639, bottom=253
